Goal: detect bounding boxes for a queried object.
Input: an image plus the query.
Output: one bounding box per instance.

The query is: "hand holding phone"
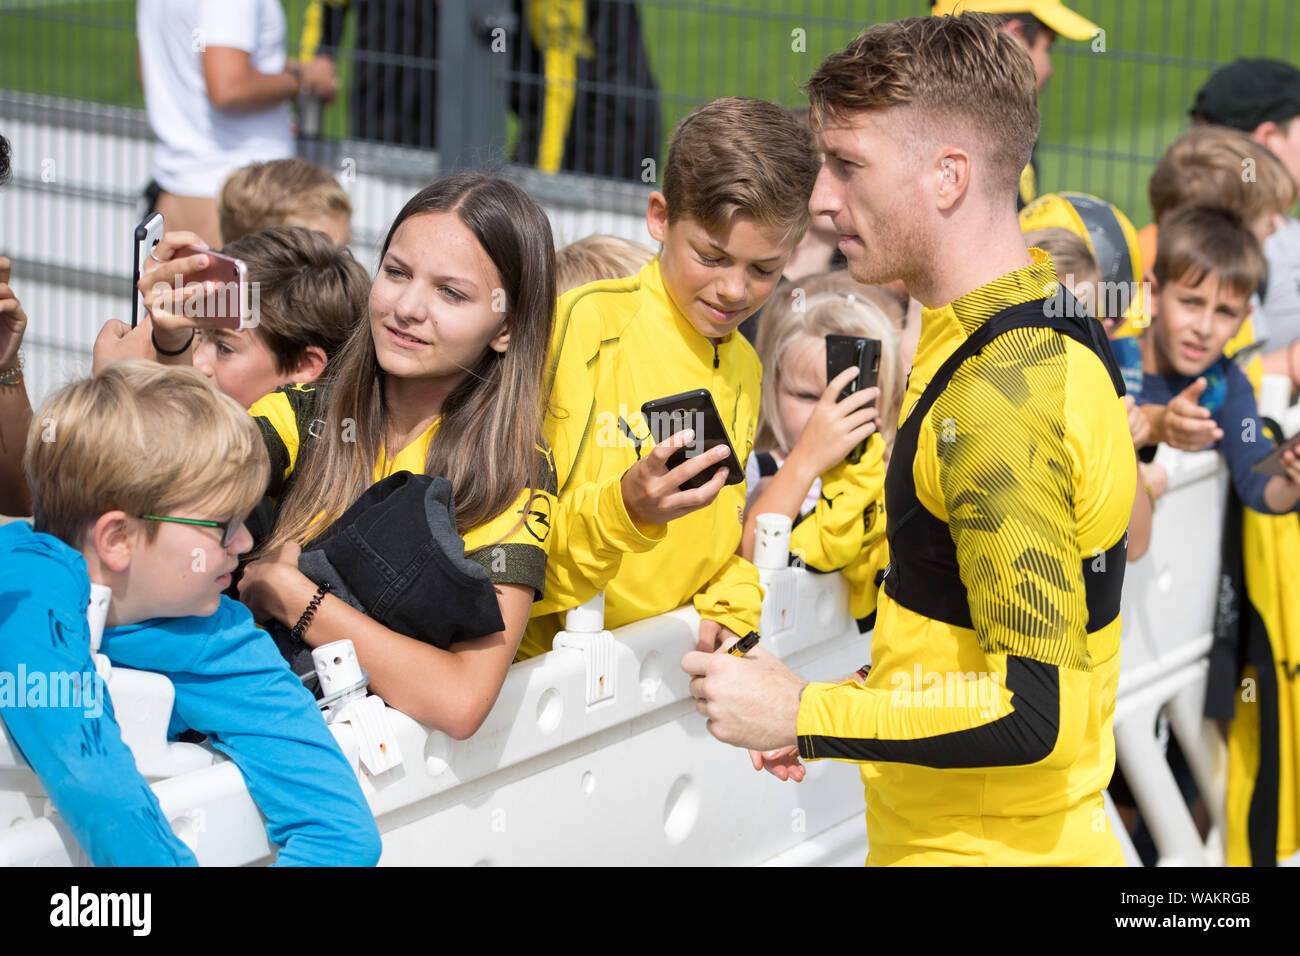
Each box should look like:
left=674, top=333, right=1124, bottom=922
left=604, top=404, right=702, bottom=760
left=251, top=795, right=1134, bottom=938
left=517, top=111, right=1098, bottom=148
left=641, top=389, right=745, bottom=491
left=825, top=334, right=881, bottom=463
left=132, top=212, right=164, bottom=328
left=136, top=231, right=253, bottom=343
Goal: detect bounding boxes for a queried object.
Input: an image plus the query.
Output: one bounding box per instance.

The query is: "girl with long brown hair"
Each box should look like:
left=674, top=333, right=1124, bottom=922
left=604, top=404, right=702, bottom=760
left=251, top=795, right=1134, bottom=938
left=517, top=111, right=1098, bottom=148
left=143, top=172, right=557, bottom=735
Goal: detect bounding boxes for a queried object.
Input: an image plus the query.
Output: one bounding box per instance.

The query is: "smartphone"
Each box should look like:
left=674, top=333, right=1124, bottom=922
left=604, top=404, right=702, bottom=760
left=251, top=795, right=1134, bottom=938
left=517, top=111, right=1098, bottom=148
left=132, top=212, right=164, bottom=328
left=640, top=388, right=745, bottom=491
left=173, top=246, right=254, bottom=330
left=1250, top=431, right=1300, bottom=477
left=825, top=334, right=881, bottom=464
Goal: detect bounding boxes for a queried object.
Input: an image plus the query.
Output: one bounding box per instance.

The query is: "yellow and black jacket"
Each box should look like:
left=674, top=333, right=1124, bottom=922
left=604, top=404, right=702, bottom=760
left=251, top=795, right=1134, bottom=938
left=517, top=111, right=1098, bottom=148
left=1208, top=427, right=1300, bottom=867
left=795, top=251, right=1136, bottom=865
left=520, top=257, right=762, bottom=660
left=754, top=438, right=889, bottom=627
left=249, top=384, right=555, bottom=597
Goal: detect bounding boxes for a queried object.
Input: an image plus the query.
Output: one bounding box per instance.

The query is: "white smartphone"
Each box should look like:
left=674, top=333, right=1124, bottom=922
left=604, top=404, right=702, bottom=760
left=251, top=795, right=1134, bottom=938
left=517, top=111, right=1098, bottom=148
left=132, top=211, right=164, bottom=328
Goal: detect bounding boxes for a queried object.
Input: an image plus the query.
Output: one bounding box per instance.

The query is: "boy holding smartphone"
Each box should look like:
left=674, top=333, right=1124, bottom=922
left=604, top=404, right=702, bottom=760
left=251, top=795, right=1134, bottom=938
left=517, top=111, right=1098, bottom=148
left=520, top=97, right=824, bottom=658
left=0, top=361, right=381, bottom=865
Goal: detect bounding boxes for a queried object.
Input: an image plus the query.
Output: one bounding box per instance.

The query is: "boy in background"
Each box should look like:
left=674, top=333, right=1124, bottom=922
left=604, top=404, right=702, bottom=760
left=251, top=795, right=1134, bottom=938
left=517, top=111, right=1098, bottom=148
left=1139, top=205, right=1300, bottom=510
left=1192, top=58, right=1300, bottom=400
left=218, top=157, right=353, bottom=246
left=0, top=361, right=381, bottom=865
left=521, top=97, right=821, bottom=658
left=95, top=226, right=368, bottom=409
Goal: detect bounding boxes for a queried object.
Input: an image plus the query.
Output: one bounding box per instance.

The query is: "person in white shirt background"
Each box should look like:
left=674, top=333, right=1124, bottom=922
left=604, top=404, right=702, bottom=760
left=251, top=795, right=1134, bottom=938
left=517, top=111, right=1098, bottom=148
left=136, top=0, right=337, bottom=247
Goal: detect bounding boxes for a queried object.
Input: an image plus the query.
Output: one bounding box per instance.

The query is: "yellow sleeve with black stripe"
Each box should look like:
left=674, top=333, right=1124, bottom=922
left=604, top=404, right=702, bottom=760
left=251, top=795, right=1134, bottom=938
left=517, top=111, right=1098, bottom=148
left=463, top=447, right=558, bottom=600
left=248, top=384, right=325, bottom=499
left=796, top=259, right=1130, bottom=770
left=798, top=332, right=1095, bottom=770
left=789, top=434, right=886, bottom=574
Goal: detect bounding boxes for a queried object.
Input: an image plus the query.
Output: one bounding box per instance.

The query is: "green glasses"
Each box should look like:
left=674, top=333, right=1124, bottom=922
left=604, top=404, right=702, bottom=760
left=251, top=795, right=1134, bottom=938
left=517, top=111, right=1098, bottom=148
left=139, top=514, right=246, bottom=549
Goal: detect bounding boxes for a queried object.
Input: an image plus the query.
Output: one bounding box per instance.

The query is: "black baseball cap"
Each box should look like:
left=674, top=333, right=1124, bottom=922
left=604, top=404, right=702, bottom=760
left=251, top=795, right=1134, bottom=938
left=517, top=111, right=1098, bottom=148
left=1192, top=58, right=1300, bottom=131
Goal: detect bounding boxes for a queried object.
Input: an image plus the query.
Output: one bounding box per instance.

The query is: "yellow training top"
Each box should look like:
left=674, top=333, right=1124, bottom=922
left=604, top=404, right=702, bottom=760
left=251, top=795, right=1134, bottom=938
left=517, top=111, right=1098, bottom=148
left=250, top=384, right=555, bottom=598
left=520, top=257, right=763, bottom=659
left=795, top=251, right=1134, bottom=866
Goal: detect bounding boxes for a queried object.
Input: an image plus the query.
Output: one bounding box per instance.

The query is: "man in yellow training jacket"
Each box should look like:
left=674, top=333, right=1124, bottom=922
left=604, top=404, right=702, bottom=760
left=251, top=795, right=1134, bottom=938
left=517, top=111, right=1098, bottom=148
left=683, top=13, right=1135, bottom=866
left=521, top=98, right=823, bottom=659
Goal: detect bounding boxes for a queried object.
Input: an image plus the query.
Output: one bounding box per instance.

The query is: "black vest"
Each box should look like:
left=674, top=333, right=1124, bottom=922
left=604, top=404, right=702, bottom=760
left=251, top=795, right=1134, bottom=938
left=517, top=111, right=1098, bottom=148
left=882, top=291, right=1128, bottom=633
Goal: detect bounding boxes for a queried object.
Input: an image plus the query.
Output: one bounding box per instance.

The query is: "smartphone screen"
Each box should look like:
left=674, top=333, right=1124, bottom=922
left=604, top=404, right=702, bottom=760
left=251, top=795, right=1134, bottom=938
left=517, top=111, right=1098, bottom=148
left=640, top=388, right=745, bottom=491
left=173, top=246, right=251, bottom=330
left=825, top=334, right=882, bottom=464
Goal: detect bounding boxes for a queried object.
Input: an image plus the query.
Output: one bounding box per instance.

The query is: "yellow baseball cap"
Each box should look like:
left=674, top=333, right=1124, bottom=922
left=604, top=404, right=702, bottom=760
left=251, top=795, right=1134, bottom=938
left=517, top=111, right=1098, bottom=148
left=931, top=1, right=1100, bottom=42
left=1019, top=192, right=1147, bottom=330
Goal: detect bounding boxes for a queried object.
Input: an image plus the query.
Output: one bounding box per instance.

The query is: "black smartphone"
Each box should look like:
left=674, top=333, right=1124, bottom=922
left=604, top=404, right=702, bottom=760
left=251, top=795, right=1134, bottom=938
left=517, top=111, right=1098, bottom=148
left=132, top=212, right=164, bottom=328
left=1250, top=431, right=1300, bottom=477
left=641, top=388, right=745, bottom=491
left=825, top=334, right=881, bottom=464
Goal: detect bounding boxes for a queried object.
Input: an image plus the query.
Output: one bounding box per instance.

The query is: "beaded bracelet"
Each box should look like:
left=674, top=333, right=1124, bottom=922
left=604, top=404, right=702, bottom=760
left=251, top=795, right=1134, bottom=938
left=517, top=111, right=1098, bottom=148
left=290, top=582, right=331, bottom=642
left=0, top=348, right=24, bottom=386
left=152, top=327, right=196, bottom=356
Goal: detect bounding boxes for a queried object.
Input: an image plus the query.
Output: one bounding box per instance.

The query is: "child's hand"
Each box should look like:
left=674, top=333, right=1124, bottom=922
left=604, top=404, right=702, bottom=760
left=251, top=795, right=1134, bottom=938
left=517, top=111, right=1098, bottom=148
left=1124, top=395, right=1150, bottom=450
left=137, top=231, right=217, bottom=351
left=750, top=744, right=805, bottom=782
left=0, top=257, right=29, bottom=370
left=697, top=620, right=741, bottom=653
left=786, top=367, right=879, bottom=479
left=238, top=541, right=306, bottom=626
left=92, top=316, right=157, bottom=373
left=621, top=427, right=731, bottom=529
left=1158, top=378, right=1223, bottom=451
left=1138, top=460, right=1169, bottom=501
left=1277, top=444, right=1300, bottom=487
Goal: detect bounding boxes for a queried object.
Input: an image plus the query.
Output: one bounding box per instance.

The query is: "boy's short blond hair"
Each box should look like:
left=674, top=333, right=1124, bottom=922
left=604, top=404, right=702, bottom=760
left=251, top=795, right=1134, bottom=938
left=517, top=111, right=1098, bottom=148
left=1148, top=126, right=1298, bottom=224
left=1153, top=205, right=1268, bottom=301
left=663, top=97, right=821, bottom=246
left=25, top=362, right=269, bottom=545
left=805, top=13, right=1039, bottom=202
left=218, top=158, right=353, bottom=244
left=556, top=234, right=656, bottom=294
left=755, top=275, right=905, bottom=454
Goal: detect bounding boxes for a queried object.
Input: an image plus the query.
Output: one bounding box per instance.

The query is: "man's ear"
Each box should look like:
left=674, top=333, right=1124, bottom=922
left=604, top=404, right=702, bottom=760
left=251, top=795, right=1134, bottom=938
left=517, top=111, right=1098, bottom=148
left=90, top=511, right=135, bottom=574
left=935, top=149, right=971, bottom=211
left=289, top=346, right=329, bottom=385
left=646, top=191, right=669, bottom=243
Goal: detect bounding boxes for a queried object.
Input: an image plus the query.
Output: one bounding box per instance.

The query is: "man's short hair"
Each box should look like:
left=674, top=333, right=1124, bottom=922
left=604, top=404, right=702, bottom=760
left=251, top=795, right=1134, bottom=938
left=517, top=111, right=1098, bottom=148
left=1148, top=125, right=1298, bottom=224
left=805, top=13, right=1040, bottom=201
left=220, top=226, right=369, bottom=373
left=25, top=361, right=269, bottom=546
left=662, top=97, right=821, bottom=246
left=218, top=158, right=352, bottom=244
left=1153, top=205, right=1268, bottom=301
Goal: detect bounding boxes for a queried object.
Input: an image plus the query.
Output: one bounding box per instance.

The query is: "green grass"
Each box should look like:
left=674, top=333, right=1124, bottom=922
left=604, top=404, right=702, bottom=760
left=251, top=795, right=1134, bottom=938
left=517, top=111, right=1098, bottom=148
left=2, top=0, right=1296, bottom=226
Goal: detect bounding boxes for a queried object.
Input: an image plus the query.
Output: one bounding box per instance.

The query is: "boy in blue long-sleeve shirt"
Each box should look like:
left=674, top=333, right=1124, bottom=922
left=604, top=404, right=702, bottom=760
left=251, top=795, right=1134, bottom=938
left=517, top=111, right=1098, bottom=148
left=0, top=361, right=381, bottom=866
left=1137, top=205, right=1300, bottom=511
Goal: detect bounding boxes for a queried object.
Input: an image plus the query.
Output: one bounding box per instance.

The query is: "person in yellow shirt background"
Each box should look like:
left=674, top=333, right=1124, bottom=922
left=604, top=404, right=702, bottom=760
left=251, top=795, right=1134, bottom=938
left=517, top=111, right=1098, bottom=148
left=684, top=12, right=1135, bottom=866
left=521, top=97, right=823, bottom=659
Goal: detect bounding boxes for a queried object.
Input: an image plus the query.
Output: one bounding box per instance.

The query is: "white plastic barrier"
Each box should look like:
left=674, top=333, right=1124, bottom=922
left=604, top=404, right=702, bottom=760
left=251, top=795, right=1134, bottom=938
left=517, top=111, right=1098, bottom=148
left=3, top=400, right=1297, bottom=866
left=0, top=566, right=870, bottom=866
left=1104, top=391, right=1300, bottom=866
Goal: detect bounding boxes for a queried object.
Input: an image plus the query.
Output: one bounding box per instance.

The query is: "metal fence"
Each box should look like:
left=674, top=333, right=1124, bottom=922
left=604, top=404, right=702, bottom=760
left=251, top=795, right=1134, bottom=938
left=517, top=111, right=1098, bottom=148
left=2, top=0, right=1299, bottom=402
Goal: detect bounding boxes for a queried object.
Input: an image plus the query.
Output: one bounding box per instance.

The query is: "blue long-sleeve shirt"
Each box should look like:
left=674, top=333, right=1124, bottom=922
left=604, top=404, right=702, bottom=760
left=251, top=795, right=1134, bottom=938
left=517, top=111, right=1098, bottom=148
left=0, top=521, right=197, bottom=865
left=1139, top=356, right=1290, bottom=515
left=0, top=521, right=382, bottom=866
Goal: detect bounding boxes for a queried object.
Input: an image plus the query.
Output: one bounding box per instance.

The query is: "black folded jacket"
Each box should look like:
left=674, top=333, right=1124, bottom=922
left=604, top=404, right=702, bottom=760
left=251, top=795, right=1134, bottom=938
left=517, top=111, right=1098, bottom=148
left=271, top=472, right=506, bottom=679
